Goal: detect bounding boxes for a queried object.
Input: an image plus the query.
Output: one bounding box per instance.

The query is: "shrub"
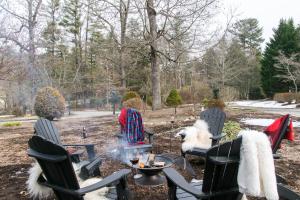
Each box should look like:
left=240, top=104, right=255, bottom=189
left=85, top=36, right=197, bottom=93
left=223, top=121, right=241, bottom=140
left=273, top=92, right=300, bottom=103
left=191, top=81, right=213, bottom=102
left=12, top=106, right=24, bottom=117
left=122, top=91, right=141, bottom=102
left=166, top=89, right=182, bottom=114
left=90, top=98, right=105, bottom=108
left=2, top=121, right=22, bottom=127
left=203, top=99, right=226, bottom=110
left=208, top=99, right=225, bottom=110
left=201, top=98, right=210, bottom=108
left=179, top=87, right=193, bottom=104
left=146, top=95, right=152, bottom=106
left=34, top=87, right=66, bottom=120
left=122, top=97, right=143, bottom=110
left=249, top=87, right=265, bottom=100
left=220, top=87, right=239, bottom=101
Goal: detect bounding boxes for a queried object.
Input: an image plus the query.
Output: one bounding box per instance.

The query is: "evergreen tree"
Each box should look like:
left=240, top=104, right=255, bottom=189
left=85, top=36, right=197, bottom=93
left=60, top=0, right=83, bottom=79
left=60, top=0, right=84, bottom=105
left=230, top=18, right=264, bottom=52
left=166, top=89, right=182, bottom=114
left=261, top=19, right=300, bottom=97
left=230, top=18, right=264, bottom=99
left=42, top=0, right=63, bottom=86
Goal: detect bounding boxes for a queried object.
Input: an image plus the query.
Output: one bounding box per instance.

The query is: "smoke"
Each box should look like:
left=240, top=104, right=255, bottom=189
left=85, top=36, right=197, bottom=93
left=103, top=135, right=150, bottom=166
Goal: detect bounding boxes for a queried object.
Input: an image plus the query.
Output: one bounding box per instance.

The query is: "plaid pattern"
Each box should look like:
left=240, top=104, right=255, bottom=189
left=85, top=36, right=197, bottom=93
left=123, top=108, right=144, bottom=144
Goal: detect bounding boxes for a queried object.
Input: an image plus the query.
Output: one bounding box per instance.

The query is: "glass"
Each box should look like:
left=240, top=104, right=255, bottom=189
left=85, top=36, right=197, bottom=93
left=130, top=154, right=142, bottom=179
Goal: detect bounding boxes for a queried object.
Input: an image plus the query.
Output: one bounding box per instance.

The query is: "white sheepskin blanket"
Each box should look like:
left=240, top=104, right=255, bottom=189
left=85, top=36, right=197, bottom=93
left=176, top=120, right=212, bottom=152
left=27, top=161, right=110, bottom=200
left=238, top=130, right=278, bottom=200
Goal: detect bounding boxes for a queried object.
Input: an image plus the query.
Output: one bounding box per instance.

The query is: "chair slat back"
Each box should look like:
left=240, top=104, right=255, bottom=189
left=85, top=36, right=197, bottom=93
left=272, top=114, right=291, bottom=154
left=28, top=136, right=82, bottom=200
left=34, top=118, right=62, bottom=144
left=200, top=108, right=226, bottom=137
left=202, top=137, right=242, bottom=200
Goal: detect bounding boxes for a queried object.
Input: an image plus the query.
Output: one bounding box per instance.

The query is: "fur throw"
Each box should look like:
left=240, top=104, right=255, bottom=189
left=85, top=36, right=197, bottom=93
left=27, top=161, right=109, bottom=200
left=238, top=130, right=278, bottom=200
left=176, top=120, right=212, bottom=152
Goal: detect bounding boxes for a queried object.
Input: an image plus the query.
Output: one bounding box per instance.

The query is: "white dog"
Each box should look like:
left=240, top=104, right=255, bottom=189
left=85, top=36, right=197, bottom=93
left=176, top=120, right=212, bottom=152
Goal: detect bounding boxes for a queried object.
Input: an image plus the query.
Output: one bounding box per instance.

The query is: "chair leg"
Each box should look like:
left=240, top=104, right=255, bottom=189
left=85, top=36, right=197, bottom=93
left=166, top=178, right=178, bottom=200
left=181, top=150, right=186, bottom=169
left=71, top=155, right=80, bottom=163
left=85, top=145, right=95, bottom=160
left=116, top=177, right=130, bottom=200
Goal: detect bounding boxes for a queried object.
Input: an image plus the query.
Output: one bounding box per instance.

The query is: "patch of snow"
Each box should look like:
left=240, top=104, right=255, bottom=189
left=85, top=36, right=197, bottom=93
left=240, top=118, right=300, bottom=127
left=230, top=100, right=297, bottom=108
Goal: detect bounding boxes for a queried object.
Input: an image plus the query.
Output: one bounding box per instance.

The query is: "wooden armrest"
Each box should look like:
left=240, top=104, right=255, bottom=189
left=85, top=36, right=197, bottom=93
left=163, top=168, right=205, bottom=198
left=63, top=144, right=95, bottom=147
left=163, top=168, right=239, bottom=198
left=76, top=169, right=131, bottom=195
left=79, top=156, right=102, bottom=179
left=40, top=169, right=131, bottom=197
left=277, top=183, right=300, bottom=199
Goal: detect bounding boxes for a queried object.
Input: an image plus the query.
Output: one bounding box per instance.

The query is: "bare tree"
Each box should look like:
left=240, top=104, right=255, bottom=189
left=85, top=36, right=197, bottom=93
left=91, top=0, right=131, bottom=88
left=0, top=0, right=43, bottom=111
left=275, top=51, right=300, bottom=94
left=146, top=0, right=161, bottom=110
left=138, top=0, right=218, bottom=109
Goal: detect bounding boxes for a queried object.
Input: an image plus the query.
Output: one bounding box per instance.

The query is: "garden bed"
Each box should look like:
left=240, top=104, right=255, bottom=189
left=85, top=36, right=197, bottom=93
left=0, top=106, right=299, bottom=199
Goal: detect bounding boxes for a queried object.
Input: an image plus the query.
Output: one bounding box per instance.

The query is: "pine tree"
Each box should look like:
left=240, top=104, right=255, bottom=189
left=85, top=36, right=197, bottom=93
left=230, top=18, right=264, bottom=52
left=166, top=89, right=182, bottom=114
left=60, top=0, right=83, bottom=106
left=60, top=0, right=83, bottom=80
left=230, top=18, right=264, bottom=99
left=42, top=0, right=63, bottom=86
left=261, top=19, right=300, bottom=97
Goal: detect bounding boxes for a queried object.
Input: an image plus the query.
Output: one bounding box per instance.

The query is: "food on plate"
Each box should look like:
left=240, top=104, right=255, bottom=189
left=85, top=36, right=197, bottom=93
left=139, top=162, right=145, bottom=168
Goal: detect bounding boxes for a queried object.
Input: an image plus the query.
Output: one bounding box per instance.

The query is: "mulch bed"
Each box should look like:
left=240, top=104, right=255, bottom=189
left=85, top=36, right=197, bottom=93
left=0, top=107, right=299, bottom=199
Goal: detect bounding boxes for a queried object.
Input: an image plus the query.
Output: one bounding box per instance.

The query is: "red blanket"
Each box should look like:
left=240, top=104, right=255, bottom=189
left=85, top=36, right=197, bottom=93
left=119, top=108, right=127, bottom=131
left=264, top=115, right=295, bottom=149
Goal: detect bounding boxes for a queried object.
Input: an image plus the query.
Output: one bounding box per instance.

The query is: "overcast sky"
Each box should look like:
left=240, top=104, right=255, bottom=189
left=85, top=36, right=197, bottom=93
left=222, top=0, right=300, bottom=48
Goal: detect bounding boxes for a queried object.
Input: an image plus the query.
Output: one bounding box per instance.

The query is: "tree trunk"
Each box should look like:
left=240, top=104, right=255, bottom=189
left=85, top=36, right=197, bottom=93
left=28, top=0, right=38, bottom=111
left=147, top=0, right=161, bottom=110
left=119, top=0, right=130, bottom=88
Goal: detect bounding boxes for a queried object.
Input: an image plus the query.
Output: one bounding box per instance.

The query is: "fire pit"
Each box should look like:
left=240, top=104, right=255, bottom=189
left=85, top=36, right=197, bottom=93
left=130, top=154, right=173, bottom=186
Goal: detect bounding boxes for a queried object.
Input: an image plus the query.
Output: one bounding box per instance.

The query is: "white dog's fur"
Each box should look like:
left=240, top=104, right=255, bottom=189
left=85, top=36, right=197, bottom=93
left=238, top=130, right=278, bottom=200
left=27, top=161, right=109, bottom=200
left=176, top=120, right=212, bottom=152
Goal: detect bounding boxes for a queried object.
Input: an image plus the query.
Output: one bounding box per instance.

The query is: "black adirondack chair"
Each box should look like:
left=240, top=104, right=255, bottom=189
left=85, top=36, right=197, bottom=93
left=34, top=118, right=96, bottom=162
left=264, top=114, right=292, bottom=184
left=164, top=137, right=300, bottom=200
left=181, top=107, right=226, bottom=159
left=117, top=109, right=154, bottom=158
left=28, top=135, right=131, bottom=200
left=265, top=114, right=291, bottom=156
left=165, top=137, right=243, bottom=200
